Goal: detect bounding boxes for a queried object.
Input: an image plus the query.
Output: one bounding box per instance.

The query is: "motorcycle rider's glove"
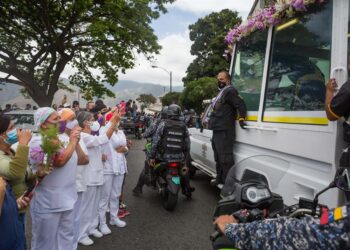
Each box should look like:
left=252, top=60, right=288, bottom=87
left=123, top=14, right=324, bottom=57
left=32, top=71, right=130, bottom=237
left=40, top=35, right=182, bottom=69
left=239, top=119, right=247, bottom=129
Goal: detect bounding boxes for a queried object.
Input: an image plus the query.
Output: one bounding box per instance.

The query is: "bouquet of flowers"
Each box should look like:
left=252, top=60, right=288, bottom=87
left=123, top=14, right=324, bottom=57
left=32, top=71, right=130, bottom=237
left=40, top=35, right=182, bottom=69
left=225, top=0, right=327, bottom=46
left=30, top=126, right=63, bottom=173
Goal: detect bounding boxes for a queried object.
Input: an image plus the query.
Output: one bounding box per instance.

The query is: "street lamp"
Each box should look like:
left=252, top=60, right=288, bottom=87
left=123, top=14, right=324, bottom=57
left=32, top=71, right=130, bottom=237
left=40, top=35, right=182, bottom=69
left=151, top=65, right=172, bottom=93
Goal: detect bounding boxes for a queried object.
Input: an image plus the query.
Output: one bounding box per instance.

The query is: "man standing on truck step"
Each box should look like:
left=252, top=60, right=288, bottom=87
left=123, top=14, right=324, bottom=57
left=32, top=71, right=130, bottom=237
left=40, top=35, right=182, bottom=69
left=209, top=71, right=247, bottom=186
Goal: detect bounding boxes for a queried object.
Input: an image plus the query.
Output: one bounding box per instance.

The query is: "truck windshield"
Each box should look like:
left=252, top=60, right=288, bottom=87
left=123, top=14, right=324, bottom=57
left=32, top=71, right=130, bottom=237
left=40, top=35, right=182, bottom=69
left=264, top=2, right=332, bottom=115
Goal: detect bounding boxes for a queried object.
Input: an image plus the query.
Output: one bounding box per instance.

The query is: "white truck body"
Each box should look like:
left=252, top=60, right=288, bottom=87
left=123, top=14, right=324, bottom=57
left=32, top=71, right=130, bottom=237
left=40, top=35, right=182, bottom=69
left=189, top=0, right=349, bottom=207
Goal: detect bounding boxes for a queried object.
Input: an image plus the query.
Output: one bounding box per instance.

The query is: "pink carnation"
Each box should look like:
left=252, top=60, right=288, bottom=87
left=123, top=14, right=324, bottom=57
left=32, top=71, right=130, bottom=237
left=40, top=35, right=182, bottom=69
left=30, top=146, right=45, bottom=164
left=291, top=0, right=307, bottom=11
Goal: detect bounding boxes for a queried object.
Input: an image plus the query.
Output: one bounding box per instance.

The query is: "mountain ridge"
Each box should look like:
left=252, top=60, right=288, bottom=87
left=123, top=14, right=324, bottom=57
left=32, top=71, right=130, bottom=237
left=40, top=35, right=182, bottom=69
left=0, top=79, right=183, bottom=108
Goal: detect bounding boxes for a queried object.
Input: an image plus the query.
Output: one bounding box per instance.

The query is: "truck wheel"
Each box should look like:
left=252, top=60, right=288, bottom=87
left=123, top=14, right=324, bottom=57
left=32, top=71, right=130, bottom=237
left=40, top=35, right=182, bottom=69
left=162, top=190, right=178, bottom=211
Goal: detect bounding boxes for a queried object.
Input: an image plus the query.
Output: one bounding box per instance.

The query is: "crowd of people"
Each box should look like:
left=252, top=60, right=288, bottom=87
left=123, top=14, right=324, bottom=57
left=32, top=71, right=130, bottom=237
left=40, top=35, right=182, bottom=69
left=0, top=92, right=198, bottom=250
left=2, top=68, right=350, bottom=249
left=0, top=99, right=136, bottom=250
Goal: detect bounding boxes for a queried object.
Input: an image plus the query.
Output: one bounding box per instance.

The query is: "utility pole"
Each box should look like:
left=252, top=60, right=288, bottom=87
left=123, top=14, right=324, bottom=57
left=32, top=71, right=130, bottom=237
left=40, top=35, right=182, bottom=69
left=151, top=65, right=173, bottom=93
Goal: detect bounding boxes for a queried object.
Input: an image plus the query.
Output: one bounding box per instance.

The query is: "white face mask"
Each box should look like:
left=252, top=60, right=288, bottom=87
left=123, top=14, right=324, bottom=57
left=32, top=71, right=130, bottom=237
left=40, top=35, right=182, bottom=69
left=66, top=119, right=78, bottom=129
left=90, top=121, right=101, bottom=132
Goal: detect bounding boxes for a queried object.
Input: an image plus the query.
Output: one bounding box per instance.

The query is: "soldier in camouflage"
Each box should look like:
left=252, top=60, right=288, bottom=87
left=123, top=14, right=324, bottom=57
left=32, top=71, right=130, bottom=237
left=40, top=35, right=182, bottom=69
left=149, top=105, right=190, bottom=163
left=143, top=107, right=169, bottom=141
left=214, top=209, right=350, bottom=250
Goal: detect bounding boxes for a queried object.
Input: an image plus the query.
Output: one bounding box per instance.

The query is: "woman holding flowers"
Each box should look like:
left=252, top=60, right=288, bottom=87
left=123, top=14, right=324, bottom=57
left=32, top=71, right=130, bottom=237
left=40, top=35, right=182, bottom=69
left=29, top=107, right=83, bottom=250
left=77, top=110, right=120, bottom=246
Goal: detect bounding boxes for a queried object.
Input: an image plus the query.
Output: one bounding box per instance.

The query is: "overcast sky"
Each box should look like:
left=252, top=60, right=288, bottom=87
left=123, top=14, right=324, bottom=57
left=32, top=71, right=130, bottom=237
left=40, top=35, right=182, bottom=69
left=68, top=0, right=256, bottom=87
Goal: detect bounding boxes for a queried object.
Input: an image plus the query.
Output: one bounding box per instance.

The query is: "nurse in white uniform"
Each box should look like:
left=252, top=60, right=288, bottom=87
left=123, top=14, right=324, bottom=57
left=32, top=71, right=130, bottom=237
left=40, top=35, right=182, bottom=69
left=77, top=110, right=120, bottom=246
left=57, top=108, right=90, bottom=250
left=109, top=126, right=129, bottom=227
left=29, top=107, right=86, bottom=250
left=98, top=113, right=127, bottom=235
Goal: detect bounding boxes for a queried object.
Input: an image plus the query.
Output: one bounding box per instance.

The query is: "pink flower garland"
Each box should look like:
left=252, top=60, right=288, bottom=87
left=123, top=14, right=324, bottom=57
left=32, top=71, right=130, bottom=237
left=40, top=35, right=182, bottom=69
left=225, top=0, right=326, bottom=45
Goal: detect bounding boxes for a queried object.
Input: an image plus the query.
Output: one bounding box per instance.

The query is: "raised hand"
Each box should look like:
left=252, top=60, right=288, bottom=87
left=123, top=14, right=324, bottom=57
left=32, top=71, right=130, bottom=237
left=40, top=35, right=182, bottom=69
left=111, top=109, right=121, bottom=124
left=326, top=78, right=338, bottom=92
left=70, top=127, right=81, bottom=143
left=17, top=129, right=32, bottom=145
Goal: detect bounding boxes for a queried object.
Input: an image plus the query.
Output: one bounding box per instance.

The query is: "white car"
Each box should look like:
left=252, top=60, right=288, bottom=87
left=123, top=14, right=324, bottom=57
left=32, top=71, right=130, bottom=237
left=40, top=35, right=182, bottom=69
left=5, top=110, right=37, bottom=132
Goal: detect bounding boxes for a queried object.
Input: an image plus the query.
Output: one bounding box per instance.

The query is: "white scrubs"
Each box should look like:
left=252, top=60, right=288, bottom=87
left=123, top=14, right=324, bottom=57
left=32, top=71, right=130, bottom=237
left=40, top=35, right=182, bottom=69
left=109, top=130, right=128, bottom=222
left=29, top=134, right=78, bottom=250
left=78, top=132, right=108, bottom=241
left=72, top=140, right=89, bottom=250
left=98, top=127, right=126, bottom=226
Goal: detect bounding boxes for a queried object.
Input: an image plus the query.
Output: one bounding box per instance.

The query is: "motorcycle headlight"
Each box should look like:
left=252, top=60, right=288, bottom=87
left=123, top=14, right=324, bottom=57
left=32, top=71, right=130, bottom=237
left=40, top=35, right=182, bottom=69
left=244, top=186, right=271, bottom=203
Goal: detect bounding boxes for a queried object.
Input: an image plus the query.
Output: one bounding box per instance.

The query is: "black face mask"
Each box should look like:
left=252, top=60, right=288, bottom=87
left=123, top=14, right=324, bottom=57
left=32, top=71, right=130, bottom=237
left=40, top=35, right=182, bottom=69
left=217, top=81, right=226, bottom=89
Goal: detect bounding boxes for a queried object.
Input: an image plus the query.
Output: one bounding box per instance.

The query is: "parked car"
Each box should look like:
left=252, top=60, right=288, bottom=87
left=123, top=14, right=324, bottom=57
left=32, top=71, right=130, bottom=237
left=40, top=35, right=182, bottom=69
left=5, top=110, right=37, bottom=132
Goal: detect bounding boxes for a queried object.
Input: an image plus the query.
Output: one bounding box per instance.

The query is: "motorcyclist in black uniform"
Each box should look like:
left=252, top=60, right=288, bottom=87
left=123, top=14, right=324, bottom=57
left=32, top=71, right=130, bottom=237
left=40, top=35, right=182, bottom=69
left=133, top=104, right=194, bottom=197
left=132, top=107, right=168, bottom=195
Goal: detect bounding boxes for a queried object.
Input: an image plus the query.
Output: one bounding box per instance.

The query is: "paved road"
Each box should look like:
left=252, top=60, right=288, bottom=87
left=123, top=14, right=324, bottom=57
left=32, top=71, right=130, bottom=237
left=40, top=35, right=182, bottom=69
left=26, top=137, right=221, bottom=250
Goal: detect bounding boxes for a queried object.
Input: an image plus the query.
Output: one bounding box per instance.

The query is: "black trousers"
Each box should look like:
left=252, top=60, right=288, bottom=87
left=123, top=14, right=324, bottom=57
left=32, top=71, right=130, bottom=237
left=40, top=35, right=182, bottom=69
left=212, top=129, right=235, bottom=184
left=135, top=160, right=152, bottom=189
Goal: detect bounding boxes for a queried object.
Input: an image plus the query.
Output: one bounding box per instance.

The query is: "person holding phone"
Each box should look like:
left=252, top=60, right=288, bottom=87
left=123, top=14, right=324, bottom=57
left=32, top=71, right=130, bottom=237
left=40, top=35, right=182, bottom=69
left=0, top=114, right=32, bottom=231
left=98, top=110, right=128, bottom=236
left=0, top=176, right=32, bottom=250
left=77, top=109, right=121, bottom=246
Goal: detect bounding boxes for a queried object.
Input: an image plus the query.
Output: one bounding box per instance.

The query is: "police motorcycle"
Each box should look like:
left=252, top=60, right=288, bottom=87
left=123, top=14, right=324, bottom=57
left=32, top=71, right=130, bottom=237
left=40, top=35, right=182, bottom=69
left=140, top=105, right=191, bottom=211
left=135, top=121, right=145, bottom=139
left=210, top=165, right=350, bottom=250
left=135, top=113, right=146, bottom=139
left=143, top=142, right=190, bottom=211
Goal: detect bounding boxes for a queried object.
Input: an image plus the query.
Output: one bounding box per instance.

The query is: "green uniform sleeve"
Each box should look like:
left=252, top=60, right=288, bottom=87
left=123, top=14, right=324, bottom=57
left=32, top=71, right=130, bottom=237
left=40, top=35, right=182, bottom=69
left=0, top=145, right=29, bottom=181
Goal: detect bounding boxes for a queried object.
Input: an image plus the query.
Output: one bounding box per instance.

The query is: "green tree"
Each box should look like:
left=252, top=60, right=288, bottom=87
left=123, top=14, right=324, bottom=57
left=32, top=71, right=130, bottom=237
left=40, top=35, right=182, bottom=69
left=180, top=77, right=217, bottom=114
left=161, top=92, right=182, bottom=107
left=136, top=94, right=157, bottom=109
left=0, top=0, right=174, bottom=106
left=183, top=9, right=241, bottom=85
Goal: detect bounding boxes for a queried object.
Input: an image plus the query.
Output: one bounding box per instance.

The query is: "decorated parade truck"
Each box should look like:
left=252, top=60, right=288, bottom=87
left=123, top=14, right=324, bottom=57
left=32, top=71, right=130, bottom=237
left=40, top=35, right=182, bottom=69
left=188, top=0, right=349, bottom=207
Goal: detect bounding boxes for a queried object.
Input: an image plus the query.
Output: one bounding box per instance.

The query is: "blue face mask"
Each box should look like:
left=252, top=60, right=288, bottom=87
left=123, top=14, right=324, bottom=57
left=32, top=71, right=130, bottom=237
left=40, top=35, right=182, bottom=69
left=6, top=129, right=18, bottom=145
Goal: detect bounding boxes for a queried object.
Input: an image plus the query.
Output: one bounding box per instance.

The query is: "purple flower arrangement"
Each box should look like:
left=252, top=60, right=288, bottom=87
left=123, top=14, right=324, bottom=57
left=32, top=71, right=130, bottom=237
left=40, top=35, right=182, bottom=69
left=30, top=146, right=45, bottom=165
left=225, top=0, right=326, bottom=46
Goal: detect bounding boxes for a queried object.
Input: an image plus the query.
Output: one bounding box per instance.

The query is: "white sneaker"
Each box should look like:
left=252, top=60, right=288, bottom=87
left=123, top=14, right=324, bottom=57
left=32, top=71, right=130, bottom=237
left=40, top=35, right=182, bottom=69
left=99, top=224, right=112, bottom=235
left=110, top=218, right=127, bottom=228
left=90, top=229, right=103, bottom=238
left=79, top=237, right=94, bottom=246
